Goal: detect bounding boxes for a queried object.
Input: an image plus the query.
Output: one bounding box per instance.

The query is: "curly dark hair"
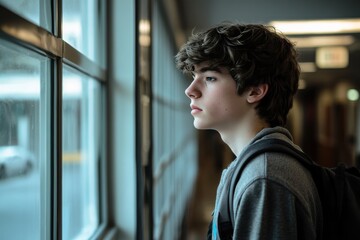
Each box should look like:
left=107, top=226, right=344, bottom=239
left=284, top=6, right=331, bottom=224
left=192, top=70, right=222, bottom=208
left=175, top=23, right=300, bottom=127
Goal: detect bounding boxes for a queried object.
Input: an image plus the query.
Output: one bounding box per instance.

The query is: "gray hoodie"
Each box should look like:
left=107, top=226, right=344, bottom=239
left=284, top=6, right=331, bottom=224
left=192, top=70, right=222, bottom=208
left=212, top=127, right=323, bottom=240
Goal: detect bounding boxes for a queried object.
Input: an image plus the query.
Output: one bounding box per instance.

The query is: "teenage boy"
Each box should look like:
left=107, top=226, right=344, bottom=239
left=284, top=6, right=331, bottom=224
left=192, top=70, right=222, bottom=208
left=176, top=23, right=322, bottom=239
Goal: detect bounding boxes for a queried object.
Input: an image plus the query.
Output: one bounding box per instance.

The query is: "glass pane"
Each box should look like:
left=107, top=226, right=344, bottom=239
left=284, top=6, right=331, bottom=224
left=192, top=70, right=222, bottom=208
left=0, top=0, right=52, bottom=32
left=0, top=39, right=48, bottom=240
left=62, top=0, right=105, bottom=67
left=62, top=66, right=101, bottom=239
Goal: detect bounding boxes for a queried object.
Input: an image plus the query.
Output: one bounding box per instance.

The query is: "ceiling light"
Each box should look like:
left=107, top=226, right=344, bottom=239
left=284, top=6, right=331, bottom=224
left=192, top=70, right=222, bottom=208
left=139, top=19, right=150, bottom=34
left=270, top=19, right=360, bottom=35
left=289, top=35, right=355, bottom=48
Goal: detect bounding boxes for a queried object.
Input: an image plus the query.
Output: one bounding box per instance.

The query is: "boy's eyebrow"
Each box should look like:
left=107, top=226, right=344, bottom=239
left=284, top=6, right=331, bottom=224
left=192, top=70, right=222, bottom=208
left=195, top=66, right=222, bottom=73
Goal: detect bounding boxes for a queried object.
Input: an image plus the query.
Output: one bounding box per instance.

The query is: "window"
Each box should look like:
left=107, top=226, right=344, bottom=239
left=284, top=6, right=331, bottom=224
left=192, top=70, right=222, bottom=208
left=151, top=1, right=198, bottom=239
left=0, top=0, right=51, bottom=31
left=62, top=66, right=103, bottom=239
left=0, top=39, right=48, bottom=240
left=0, top=1, right=107, bottom=239
left=62, top=0, right=106, bottom=68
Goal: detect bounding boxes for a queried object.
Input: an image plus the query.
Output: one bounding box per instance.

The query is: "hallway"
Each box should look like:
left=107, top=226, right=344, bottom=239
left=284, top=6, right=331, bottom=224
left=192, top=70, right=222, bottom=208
left=185, top=130, right=234, bottom=239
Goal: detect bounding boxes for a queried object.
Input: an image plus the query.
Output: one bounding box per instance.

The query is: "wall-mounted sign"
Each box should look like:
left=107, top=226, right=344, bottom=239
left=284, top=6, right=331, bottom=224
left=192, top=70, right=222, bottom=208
left=316, top=46, right=349, bottom=68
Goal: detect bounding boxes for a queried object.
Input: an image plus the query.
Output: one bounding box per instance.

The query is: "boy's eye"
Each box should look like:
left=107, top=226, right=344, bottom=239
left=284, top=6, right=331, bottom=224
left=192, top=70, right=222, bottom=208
left=206, top=76, right=216, bottom=82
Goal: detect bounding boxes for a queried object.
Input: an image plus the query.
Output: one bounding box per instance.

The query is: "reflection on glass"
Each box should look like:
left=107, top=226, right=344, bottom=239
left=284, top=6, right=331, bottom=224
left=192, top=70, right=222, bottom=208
left=62, top=66, right=101, bottom=239
left=62, top=0, right=104, bottom=66
left=0, top=0, right=51, bottom=31
left=0, top=39, right=45, bottom=240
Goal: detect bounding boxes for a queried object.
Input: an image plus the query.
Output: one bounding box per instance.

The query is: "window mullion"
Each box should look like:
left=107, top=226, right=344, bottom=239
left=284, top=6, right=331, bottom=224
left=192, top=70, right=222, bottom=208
left=53, top=1, right=63, bottom=239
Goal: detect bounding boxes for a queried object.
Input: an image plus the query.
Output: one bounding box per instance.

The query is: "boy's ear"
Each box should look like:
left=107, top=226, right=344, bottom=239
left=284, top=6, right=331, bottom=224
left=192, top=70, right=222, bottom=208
left=246, top=84, right=269, bottom=104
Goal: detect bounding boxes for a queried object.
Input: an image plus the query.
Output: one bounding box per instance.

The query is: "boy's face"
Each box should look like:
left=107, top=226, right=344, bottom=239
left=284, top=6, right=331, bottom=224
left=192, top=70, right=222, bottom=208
left=185, top=62, right=251, bottom=131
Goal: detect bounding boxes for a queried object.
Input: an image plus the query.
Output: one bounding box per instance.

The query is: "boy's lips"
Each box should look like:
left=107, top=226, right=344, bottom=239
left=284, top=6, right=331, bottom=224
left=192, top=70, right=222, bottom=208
left=190, top=104, right=203, bottom=114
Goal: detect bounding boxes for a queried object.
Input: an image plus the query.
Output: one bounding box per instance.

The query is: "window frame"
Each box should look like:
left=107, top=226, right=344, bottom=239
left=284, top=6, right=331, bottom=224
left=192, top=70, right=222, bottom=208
left=0, top=2, right=108, bottom=239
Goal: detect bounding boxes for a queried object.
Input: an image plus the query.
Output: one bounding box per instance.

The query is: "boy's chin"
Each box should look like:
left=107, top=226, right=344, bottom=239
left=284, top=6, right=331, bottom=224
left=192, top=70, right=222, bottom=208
left=193, top=121, right=210, bottom=130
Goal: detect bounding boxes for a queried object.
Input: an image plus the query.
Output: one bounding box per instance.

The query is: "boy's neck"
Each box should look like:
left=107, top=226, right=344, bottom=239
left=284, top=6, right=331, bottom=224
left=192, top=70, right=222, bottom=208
left=219, top=119, right=269, bottom=157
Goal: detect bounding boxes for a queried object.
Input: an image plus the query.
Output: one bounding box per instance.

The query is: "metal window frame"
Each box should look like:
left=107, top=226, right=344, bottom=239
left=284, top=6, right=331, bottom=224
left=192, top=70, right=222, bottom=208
left=0, top=5, right=106, bottom=82
left=0, top=2, right=108, bottom=239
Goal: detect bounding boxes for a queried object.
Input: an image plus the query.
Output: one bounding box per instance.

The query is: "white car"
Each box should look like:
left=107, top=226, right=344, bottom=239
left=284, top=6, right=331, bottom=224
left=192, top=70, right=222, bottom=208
left=0, top=146, right=35, bottom=179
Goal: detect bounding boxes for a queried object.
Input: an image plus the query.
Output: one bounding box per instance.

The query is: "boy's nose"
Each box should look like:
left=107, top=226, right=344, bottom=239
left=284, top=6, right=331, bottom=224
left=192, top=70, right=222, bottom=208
left=185, top=83, right=201, bottom=99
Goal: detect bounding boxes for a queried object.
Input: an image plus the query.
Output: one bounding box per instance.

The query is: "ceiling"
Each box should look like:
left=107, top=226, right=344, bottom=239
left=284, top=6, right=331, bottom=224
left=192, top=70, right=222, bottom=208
left=166, top=0, right=360, bottom=89
left=176, top=0, right=360, bottom=36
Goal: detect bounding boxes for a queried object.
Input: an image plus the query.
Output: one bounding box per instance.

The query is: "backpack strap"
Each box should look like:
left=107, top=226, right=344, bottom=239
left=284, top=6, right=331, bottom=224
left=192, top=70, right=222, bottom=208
left=219, top=138, right=313, bottom=237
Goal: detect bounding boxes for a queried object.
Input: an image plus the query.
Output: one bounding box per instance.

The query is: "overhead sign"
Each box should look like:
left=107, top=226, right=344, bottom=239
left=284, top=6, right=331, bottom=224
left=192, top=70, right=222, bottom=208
left=316, top=46, right=349, bottom=68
